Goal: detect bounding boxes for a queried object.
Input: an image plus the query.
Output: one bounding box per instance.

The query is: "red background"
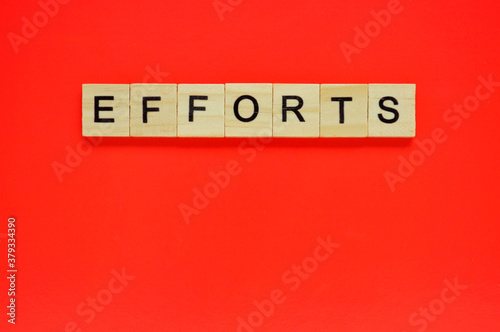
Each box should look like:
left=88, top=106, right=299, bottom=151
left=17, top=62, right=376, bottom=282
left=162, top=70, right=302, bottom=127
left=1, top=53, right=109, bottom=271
left=1, top=0, right=500, bottom=331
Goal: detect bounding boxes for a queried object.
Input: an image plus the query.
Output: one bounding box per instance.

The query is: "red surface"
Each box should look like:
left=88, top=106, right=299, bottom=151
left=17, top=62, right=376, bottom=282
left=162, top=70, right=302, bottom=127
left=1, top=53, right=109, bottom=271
left=1, top=0, right=500, bottom=331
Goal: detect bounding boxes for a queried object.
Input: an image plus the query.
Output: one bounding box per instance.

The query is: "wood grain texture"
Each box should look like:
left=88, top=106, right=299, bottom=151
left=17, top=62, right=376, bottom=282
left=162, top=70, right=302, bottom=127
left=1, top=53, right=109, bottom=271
left=130, top=84, right=177, bottom=137
left=177, top=84, right=225, bottom=137
left=273, top=84, right=320, bottom=137
left=225, top=84, right=273, bottom=137
left=320, top=84, right=368, bottom=137
left=368, top=84, right=416, bottom=137
left=82, top=84, right=130, bottom=137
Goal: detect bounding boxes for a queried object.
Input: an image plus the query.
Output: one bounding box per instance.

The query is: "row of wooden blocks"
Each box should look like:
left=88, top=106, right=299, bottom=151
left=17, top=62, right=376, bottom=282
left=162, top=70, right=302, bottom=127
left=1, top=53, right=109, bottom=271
left=82, top=84, right=416, bottom=137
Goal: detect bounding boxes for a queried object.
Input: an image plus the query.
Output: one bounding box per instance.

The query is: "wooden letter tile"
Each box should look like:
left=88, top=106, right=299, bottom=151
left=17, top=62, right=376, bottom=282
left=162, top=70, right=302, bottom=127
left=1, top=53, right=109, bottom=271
left=130, top=84, right=177, bottom=137
left=320, top=84, right=368, bottom=137
left=177, top=84, right=225, bottom=137
left=273, top=84, right=320, bottom=137
left=368, top=84, right=416, bottom=137
left=225, top=84, right=273, bottom=137
left=82, top=84, right=130, bottom=137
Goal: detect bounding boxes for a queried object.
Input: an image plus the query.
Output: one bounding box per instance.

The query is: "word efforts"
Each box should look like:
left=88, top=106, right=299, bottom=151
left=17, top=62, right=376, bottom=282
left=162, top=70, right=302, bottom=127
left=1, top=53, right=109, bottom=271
left=82, top=83, right=415, bottom=137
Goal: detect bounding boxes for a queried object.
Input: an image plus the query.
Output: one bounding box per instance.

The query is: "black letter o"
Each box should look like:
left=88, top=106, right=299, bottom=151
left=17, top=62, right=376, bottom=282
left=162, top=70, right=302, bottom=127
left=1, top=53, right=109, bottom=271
left=234, top=95, right=259, bottom=123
